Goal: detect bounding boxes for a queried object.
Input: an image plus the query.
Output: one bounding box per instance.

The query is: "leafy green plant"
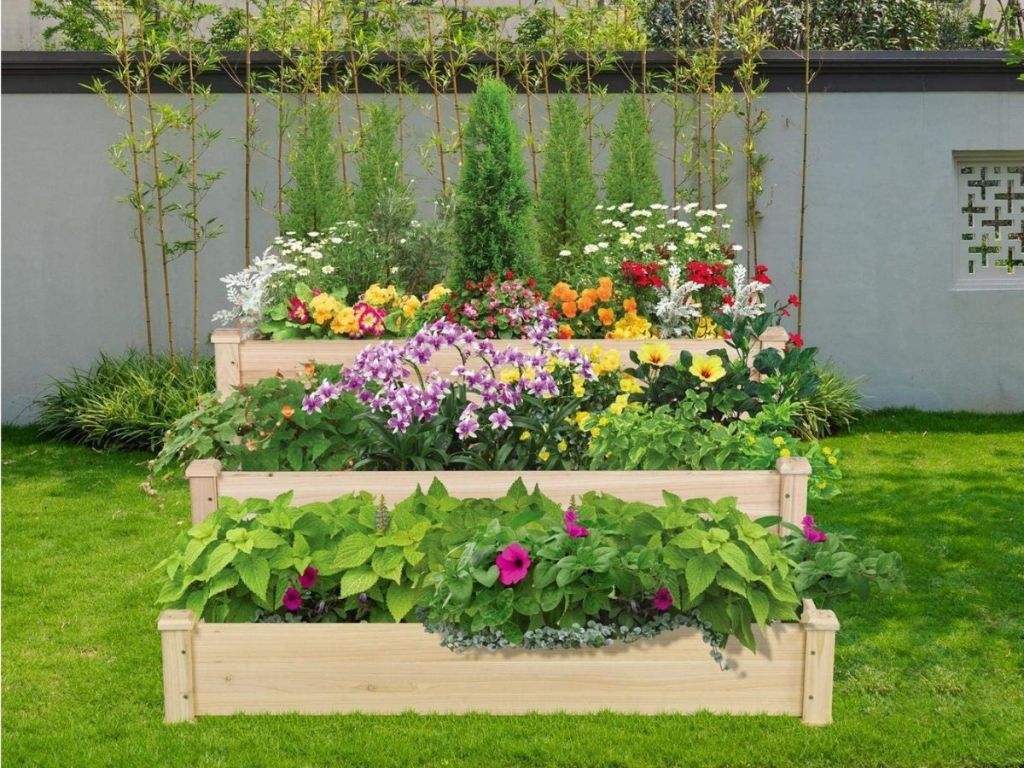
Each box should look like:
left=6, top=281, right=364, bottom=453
left=280, top=98, right=348, bottom=236
left=536, top=95, right=598, bottom=275
left=352, top=103, right=408, bottom=220
left=451, top=79, right=542, bottom=286
left=427, top=485, right=801, bottom=653
left=783, top=519, right=905, bottom=609
left=793, top=363, right=865, bottom=439
left=603, top=94, right=662, bottom=209
left=35, top=351, right=214, bottom=451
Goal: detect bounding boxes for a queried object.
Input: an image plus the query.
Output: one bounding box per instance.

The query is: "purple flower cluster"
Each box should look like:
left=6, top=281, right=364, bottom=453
left=300, top=320, right=594, bottom=438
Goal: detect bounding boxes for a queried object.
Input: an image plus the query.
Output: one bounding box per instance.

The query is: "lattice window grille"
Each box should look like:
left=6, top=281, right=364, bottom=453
left=955, top=154, right=1024, bottom=289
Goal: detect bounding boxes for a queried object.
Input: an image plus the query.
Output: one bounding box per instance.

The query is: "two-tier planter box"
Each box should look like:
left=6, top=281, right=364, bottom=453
left=160, top=458, right=838, bottom=726
left=211, top=326, right=789, bottom=395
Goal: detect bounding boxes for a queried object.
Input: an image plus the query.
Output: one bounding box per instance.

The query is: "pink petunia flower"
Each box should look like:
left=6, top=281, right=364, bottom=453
left=283, top=587, right=303, bottom=612
left=495, top=543, right=531, bottom=586
left=801, top=515, right=828, bottom=543
left=298, top=566, right=319, bottom=589
left=563, top=507, right=590, bottom=539
left=652, top=587, right=673, bottom=612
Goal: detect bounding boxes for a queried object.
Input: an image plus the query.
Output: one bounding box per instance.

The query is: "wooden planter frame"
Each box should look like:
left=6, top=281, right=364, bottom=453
left=161, top=458, right=838, bottom=725
left=211, top=326, right=789, bottom=396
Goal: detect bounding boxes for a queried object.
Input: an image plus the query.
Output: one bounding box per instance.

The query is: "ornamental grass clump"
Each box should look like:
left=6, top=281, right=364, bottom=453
left=452, top=79, right=542, bottom=286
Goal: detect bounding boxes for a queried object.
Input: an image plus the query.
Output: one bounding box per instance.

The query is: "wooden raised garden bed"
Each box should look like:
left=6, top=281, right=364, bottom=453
left=161, top=457, right=838, bottom=726
left=211, top=326, right=789, bottom=395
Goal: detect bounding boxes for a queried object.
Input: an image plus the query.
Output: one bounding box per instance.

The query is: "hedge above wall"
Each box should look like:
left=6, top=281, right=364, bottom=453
left=2, top=50, right=1021, bottom=94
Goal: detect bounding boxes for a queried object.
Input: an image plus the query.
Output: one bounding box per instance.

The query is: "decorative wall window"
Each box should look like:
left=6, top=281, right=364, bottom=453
left=954, top=152, right=1024, bottom=290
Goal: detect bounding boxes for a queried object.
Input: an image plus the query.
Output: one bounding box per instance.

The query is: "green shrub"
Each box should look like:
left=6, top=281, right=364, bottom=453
left=452, top=79, right=541, bottom=285
left=280, top=98, right=348, bottom=236
left=536, top=95, right=598, bottom=275
left=35, top=351, right=214, bottom=452
left=603, top=94, right=662, bottom=209
left=793, top=363, right=865, bottom=440
left=353, top=103, right=407, bottom=220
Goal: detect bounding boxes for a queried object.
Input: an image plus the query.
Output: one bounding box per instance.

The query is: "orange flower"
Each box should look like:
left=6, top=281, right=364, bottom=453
left=623, top=297, right=637, bottom=313
left=598, top=307, right=615, bottom=326
left=578, top=294, right=596, bottom=313
left=281, top=404, right=295, bottom=419
left=558, top=324, right=575, bottom=339
left=561, top=300, right=578, bottom=318
left=304, top=362, right=316, bottom=377
left=597, top=276, right=614, bottom=301
left=550, top=282, right=578, bottom=303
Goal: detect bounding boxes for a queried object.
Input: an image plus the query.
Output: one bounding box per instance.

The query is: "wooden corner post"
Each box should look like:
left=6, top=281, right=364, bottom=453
left=800, top=599, right=840, bottom=726
left=211, top=327, right=243, bottom=397
left=775, top=456, right=811, bottom=528
left=158, top=610, right=197, bottom=723
left=185, top=459, right=222, bottom=524
left=757, top=325, right=789, bottom=354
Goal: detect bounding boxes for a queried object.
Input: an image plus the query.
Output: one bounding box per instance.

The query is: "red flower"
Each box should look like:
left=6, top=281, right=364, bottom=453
left=288, top=297, right=311, bottom=324
left=298, top=566, right=318, bottom=589
left=788, top=294, right=801, bottom=307
left=789, top=333, right=804, bottom=348
left=754, top=264, right=772, bottom=285
left=283, top=587, right=303, bottom=612
left=722, top=295, right=734, bottom=306
left=652, top=588, right=673, bottom=612
left=780, top=308, right=790, bottom=317
left=505, top=269, right=516, bottom=280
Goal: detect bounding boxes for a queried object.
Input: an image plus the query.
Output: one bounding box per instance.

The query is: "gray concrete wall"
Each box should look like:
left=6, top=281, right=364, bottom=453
left=2, top=89, right=1023, bottom=421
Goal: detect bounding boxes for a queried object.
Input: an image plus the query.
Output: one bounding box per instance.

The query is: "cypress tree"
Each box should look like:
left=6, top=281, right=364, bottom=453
left=537, top=95, right=598, bottom=275
left=452, top=79, right=542, bottom=285
left=281, top=98, right=347, bottom=235
left=604, top=94, right=662, bottom=208
left=353, top=103, right=407, bottom=220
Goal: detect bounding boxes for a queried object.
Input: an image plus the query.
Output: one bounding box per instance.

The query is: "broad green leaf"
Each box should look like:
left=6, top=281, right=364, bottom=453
left=746, top=587, right=770, bottom=626
left=200, top=542, right=237, bottom=581
left=385, top=582, right=422, bottom=622
left=234, top=553, right=270, bottom=600
left=340, top=567, right=379, bottom=598
left=371, top=547, right=406, bottom=582
left=333, top=532, right=375, bottom=569
left=685, top=553, right=721, bottom=599
left=718, top=541, right=757, bottom=580
left=670, top=529, right=706, bottom=549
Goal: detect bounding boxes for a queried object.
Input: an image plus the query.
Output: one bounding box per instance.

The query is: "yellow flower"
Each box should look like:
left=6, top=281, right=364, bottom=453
left=779, top=448, right=791, bottom=457
left=498, top=368, right=521, bottom=384
left=538, top=449, right=551, bottom=462
left=572, top=374, right=585, bottom=398
left=557, top=440, right=568, bottom=453
left=574, top=411, right=591, bottom=429
left=609, top=394, right=630, bottom=415
left=822, top=446, right=832, bottom=456
left=772, top=436, right=785, bottom=447
left=598, top=416, right=609, bottom=427
left=519, top=430, right=531, bottom=442
left=689, top=354, right=726, bottom=383
left=330, top=306, right=358, bottom=336
left=590, top=428, right=601, bottom=437
left=638, top=342, right=672, bottom=367
left=817, top=480, right=827, bottom=490
left=609, top=312, right=652, bottom=339
left=310, top=293, right=343, bottom=325
left=619, top=374, right=643, bottom=394
left=363, top=283, right=398, bottom=307
left=695, top=316, right=720, bottom=339
left=828, top=455, right=838, bottom=466
left=746, top=435, right=756, bottom=445
left=401, top=295, right=421, bottom=319
left=425, top=283, right=450, bottom=303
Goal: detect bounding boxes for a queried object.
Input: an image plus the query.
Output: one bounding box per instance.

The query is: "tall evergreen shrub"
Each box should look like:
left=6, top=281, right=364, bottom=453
left=353, top=103, right=407, bottom=220
left=537, top=95, right=597, bottom=275
left=604, top=94, right=662, bottom=208
left=452, top=79, right=541, bottom=285
left=281, top=98, right=347, bottom=235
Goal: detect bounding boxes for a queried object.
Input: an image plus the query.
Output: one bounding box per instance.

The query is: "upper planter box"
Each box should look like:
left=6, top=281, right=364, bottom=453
left=211, top=326, right=788, bottom=395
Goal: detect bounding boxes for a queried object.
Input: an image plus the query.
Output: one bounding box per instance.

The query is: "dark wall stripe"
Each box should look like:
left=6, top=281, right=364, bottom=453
left=2, top=50, right=1022, bottom=94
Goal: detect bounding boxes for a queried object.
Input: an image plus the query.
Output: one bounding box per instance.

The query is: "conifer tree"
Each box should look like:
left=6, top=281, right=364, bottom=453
left=281, top=98, right=347, bottom=235
left=353, top=103, right=407, bottom=220
left=604, top=94, right=662, bottom=208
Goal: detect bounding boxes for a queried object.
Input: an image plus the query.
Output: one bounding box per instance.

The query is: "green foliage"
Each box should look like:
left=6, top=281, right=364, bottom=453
left=31, top=0, right=112, bottom=50
left=280, top=98, right=348, bottom=236
left=34, top=351, right=214, bottom=452
left=603, top=94, right=662, bottom=209
left=783, top=525, right=905, bottom=609
left=152, top=364, right=361, bottom=474
left=536, top=96, right=598, bottom=275
left=452, top=79, right=542, bottom=286
left=427, top=488, right=801, bottom=651
left=793, top=363, right=865, bottom=440
left=353, top=103, right=408, bottom=220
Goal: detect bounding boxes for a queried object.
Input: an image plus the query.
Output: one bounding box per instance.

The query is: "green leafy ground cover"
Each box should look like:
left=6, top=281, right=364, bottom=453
left=2, top=410, right=1022, bottom=767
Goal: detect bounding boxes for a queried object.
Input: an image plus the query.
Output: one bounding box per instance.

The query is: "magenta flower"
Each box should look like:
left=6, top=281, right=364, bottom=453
left=563, top=507, right=589, bottom=539
left=298, top=566, right=319, bottom=589
left=652, top=587, right=673, bottom=612
left=488, top=409, right=512, bottom=430
left=282, top=587, right=303, bottom=612
left=287, top=296, right=311, bottom=324
left=495, top=543, right=531, bottom=586
left=801, top=515, right=828, bottom=544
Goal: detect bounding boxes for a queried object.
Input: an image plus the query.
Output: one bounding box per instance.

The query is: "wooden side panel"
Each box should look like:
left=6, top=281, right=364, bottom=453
left=190, top=622, right=806, bottom=717
left=211, top=328, right=242, bottom=396
left=235, top=336, right=754, bottom=386
left=158, top=610, right=197, bottom=723
left=215, top=469, right=784, bottom=518
left=800, top=599, right=841, bottom=726
left=185, top=459, right=222, bottom=525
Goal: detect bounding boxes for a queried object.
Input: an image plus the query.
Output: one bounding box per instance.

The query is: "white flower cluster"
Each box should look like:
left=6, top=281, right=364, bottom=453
left=212, top=249, right=290, bottom=330
left=652, top=263, right=704, bottom=338
left=718, top=264, right=766, bottom=319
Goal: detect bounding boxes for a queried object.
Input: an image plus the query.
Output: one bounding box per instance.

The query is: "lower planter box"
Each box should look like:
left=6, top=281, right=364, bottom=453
left=158, top=600, right=838, bottom=725
left=211, top=326, right=789, bottom=396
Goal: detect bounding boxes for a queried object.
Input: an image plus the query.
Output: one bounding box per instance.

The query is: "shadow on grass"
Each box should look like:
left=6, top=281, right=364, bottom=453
left=852, top=408, right=1024, bottom=435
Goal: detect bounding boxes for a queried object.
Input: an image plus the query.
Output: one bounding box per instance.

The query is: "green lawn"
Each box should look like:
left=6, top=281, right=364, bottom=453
left=3, top=411, right=1023, bottom=767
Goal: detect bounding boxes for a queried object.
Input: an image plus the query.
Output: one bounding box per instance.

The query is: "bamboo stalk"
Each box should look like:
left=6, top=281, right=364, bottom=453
left=425, top=12, right=448, bottom=193
left=243, top=0, right=252, bottom=263
left=143, top=54, right=174, bottom=359
left=187, top=28, right=200, bottom=360
left=797, top=0, right=811, bottom=335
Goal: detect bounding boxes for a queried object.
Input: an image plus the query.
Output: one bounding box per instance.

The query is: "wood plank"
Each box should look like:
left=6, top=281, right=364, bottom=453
left=216, top=469, right=783, bottom=517
left=190, top=622, right=805, bottom=717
